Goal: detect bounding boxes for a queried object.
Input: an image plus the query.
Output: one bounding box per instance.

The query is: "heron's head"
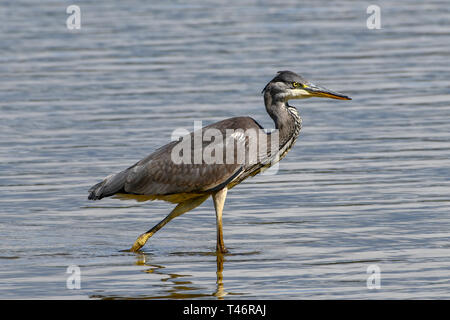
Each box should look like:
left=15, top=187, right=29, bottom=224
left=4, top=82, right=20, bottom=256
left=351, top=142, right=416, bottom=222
left=262, top=70, right=351, bottom=102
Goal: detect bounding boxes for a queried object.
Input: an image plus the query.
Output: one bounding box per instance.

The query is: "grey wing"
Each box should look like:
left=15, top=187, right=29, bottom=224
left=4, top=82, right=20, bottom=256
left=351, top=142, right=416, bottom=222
left=124, top=116, right=267, bottom=195
left=124, top=128, right=246, bottom=195
left=88, top=117, right=265, bottom=200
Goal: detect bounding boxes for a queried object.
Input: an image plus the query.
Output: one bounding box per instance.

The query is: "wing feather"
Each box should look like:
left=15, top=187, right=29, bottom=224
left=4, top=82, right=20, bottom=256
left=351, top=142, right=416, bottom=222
left=122, top=117, right=262, bottom=196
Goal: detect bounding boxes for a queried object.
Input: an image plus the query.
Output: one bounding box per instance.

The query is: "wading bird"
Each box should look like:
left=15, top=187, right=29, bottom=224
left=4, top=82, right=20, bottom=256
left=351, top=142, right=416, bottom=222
left=88, top=71, right=351, bottom=253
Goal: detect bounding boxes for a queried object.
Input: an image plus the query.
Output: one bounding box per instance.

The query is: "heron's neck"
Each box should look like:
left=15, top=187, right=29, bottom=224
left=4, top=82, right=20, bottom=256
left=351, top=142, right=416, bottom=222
left=264, top=95, right=302, bottom=146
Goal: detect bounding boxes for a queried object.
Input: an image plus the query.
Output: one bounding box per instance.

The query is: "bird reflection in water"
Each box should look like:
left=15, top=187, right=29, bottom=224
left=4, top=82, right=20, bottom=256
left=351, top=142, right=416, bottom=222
left=214, top=252, right=226, bottom=299
left=133, top=251, right=230, bottom=299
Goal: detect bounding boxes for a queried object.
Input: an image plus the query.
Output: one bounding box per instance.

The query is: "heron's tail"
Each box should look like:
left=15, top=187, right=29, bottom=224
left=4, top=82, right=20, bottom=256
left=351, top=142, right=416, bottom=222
left=88, top=171, right=127, bottom=200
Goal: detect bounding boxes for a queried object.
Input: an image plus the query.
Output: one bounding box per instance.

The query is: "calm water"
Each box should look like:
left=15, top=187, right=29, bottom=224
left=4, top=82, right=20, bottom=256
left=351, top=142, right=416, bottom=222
left=1, top=0, right=449, bottom=299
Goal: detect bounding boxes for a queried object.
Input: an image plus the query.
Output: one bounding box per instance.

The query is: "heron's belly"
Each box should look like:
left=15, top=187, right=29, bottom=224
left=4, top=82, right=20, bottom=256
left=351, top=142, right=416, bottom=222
left=114, top=192, right=207, bottom=203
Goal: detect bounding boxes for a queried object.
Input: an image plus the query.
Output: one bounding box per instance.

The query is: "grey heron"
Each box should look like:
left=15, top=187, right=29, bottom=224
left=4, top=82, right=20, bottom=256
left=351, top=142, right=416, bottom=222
left=88, top=71, right=351, bottom=253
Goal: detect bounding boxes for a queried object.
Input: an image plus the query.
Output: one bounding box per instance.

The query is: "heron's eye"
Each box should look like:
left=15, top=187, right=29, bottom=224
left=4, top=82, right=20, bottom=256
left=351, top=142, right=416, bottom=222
left=292, top=82, right=302, bottom=88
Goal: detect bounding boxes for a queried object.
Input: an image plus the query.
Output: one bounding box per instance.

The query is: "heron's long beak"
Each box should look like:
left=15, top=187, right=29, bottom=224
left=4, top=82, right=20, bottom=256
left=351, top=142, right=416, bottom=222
left=305, top=83, right=351, bottom=100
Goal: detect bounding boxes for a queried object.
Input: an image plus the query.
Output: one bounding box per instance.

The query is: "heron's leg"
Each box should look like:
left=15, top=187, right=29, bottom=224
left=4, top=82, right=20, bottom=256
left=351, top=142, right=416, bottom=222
left=130, top=195, right=209, bottom=252
left=212, top=187, right=228, bottom=253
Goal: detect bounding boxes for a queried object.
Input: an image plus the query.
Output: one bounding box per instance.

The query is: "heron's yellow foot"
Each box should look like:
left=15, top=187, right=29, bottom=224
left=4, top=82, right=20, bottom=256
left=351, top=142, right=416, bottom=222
left=130, top=233, right=150, bottom=252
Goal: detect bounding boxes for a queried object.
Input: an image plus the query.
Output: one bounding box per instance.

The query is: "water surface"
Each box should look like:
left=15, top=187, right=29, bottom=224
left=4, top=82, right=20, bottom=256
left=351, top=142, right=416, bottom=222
left=0, top=0, right=449, bottom=299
